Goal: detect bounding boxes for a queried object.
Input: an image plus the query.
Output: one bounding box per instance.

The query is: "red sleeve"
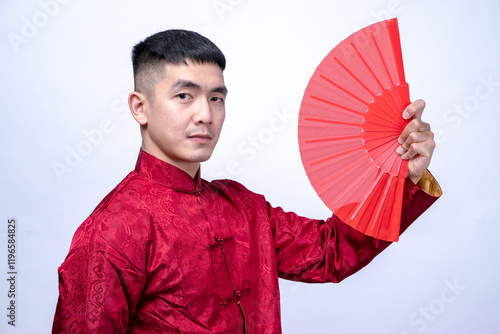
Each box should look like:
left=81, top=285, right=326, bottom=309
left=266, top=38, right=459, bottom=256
left=52, top=214, right=149, bottom=334
left=273, top=174, right=441, bottom=283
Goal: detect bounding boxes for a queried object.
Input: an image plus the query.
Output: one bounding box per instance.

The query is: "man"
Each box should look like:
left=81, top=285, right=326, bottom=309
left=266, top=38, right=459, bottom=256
left=52, top=29, right=441, bottom=333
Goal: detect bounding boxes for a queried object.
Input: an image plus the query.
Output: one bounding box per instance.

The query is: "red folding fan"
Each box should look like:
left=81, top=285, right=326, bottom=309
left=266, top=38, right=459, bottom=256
left=298, top=18, right=410, bottom=242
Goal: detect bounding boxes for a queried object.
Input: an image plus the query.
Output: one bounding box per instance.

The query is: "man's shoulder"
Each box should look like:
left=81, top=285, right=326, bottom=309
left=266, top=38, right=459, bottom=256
left=93, top=170, right=164, bottom=213
left=205, top=178, right=267, bottom=205
left=79, top=171, right=159, bottom=230
left=68, top=171, right=155, bottom=250
left=207, top=178, right=251, bottom=194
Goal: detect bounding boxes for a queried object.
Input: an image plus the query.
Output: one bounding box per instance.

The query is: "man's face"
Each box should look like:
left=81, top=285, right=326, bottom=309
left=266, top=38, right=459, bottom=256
left=138, top=60, right=227, bottom=176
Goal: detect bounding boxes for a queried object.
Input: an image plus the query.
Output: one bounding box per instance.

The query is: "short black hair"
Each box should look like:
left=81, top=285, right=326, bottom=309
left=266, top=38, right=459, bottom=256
left=132, top=29, right=226, bottom=95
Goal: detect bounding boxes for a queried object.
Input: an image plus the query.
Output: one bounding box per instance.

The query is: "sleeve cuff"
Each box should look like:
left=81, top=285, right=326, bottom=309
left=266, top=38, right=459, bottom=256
left=416, top=170, right=442, bottom=197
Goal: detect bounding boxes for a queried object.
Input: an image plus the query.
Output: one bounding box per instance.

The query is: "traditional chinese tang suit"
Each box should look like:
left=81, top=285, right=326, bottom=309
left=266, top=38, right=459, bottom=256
left=53, top=149, right=441, bottom=333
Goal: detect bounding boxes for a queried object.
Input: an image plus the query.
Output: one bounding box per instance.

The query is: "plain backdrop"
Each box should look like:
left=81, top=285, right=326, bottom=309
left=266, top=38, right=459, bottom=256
left=1, top=0, right=499, bottom=333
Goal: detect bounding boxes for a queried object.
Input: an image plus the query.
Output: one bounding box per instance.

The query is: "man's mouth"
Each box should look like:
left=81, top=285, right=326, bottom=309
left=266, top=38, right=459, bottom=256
left=188, top=133, right=213, bottom=143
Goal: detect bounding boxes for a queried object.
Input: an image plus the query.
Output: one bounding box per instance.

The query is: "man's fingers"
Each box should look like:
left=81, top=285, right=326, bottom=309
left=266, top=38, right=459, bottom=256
left=396, top=98, right=435, bottom=183
left=398, top=118, right=431, bottom=144
left=401, top=140, right=435, bottom=160
left=403, top=99, right=426, bottom=120
left=396, top=131, right=435, bottom=160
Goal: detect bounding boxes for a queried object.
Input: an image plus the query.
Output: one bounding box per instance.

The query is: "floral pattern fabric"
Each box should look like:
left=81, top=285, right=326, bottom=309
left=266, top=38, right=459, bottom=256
left=52, top=149, right=440, bottom=333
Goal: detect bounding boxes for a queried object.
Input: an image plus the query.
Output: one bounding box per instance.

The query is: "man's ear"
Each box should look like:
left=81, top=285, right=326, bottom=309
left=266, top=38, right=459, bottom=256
left=129, top=91, right=149, bottom=125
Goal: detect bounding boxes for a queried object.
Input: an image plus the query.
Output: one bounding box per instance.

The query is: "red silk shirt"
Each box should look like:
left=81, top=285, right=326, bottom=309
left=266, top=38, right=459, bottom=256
left=53, top=150, right=440, bottom=333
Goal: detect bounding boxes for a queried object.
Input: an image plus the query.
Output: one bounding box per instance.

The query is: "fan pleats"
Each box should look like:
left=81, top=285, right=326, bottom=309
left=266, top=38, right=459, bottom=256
left=298, top=18, right=410, bottom=242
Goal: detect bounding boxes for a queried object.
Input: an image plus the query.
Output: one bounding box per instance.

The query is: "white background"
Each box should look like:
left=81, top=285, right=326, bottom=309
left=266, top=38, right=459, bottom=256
left=1, top=0, right=499, bottom=333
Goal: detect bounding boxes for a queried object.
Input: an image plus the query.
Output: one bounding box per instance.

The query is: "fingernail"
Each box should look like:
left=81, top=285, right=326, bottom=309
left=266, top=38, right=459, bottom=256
left=398, top=137, right=404, bottom=144
left=403, top=111, right=410, bottom=119
left=401, top=153, right=408, bottom=160
left=396, top=146, right=405, bottom=155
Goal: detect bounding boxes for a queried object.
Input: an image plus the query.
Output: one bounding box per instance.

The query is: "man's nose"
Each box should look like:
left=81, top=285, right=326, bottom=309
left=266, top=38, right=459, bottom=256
left=194, top=99, right=213, bottom=124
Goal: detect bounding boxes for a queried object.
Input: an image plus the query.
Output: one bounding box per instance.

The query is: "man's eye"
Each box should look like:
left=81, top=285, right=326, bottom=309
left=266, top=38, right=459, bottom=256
left=211, top=97, right=224, bottom=103
left=178, top=93, right=189, bottom=99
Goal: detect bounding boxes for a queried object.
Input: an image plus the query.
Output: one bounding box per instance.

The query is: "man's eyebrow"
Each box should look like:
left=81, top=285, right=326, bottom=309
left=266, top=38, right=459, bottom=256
left=171, top=80, right=227, bottom=95
left=172, top=80, right=201, bottom=90
left=213, top=86, right=228, bottom=95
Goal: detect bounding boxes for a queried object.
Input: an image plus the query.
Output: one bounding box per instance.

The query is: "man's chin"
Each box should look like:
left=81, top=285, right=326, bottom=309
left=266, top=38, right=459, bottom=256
left=196, top=154, right=213, bottom=163
left=189, top=151, right=214, bottom=163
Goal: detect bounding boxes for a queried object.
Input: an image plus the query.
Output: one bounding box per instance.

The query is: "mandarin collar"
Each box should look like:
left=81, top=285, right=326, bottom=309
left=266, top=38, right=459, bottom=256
left=134, top=149, right=201, bottom=193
